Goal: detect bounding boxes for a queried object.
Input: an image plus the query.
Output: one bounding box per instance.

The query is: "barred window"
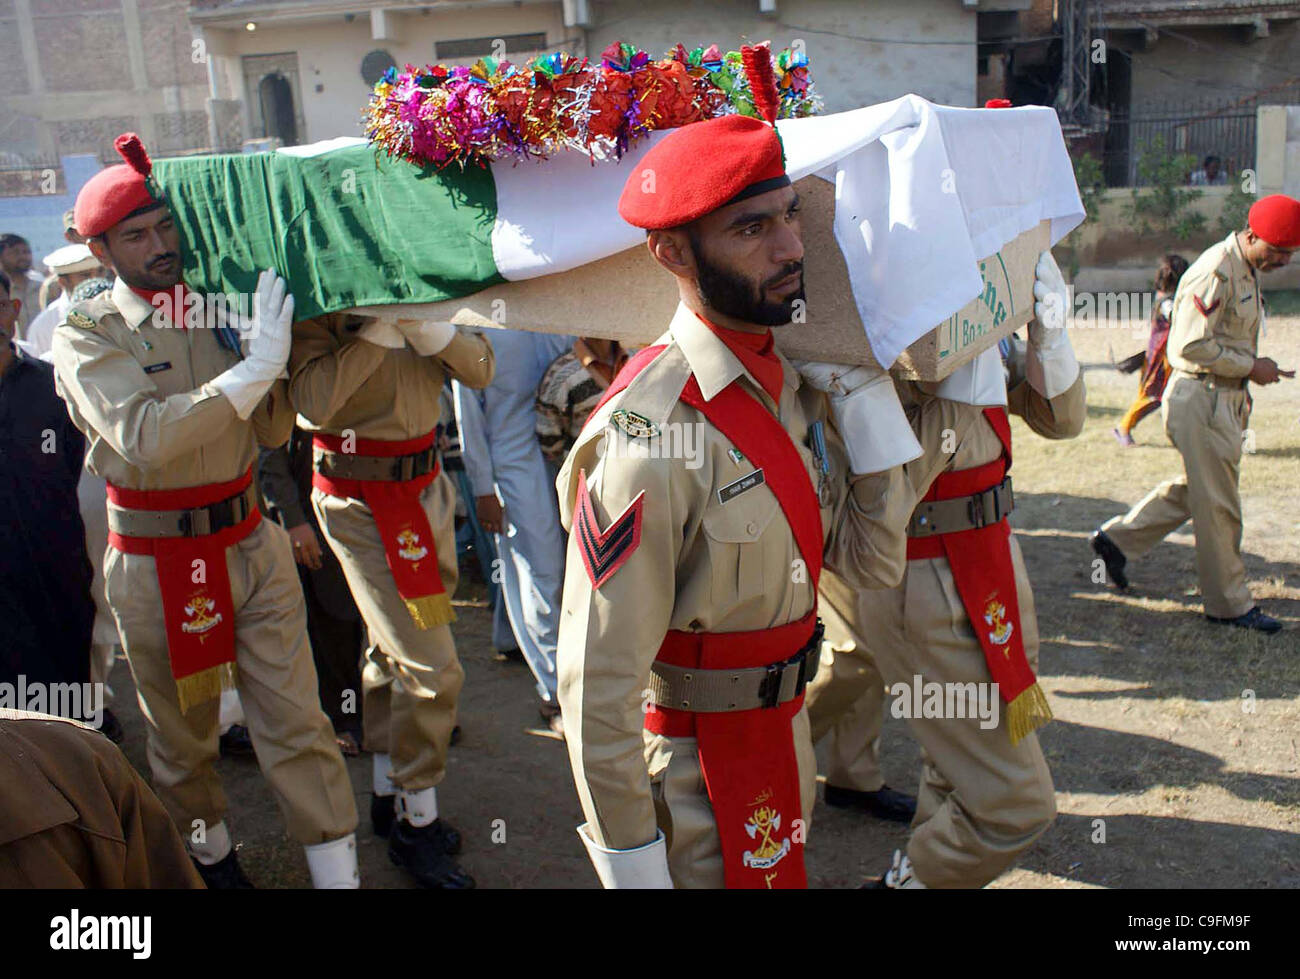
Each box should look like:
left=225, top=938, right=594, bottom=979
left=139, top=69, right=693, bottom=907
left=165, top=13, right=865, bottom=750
left=434, top=32, right=547, bottom=60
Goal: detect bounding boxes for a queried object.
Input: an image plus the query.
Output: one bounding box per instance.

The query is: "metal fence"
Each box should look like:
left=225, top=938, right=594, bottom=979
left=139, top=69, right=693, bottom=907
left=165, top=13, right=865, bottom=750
left=1103, top=102, right=1258, bottom=188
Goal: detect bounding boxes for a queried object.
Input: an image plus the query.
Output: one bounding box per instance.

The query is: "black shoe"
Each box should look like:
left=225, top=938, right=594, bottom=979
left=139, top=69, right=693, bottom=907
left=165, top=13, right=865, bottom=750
left=192, top=850, right=254, bottom=889
left=493, top=646, right=524, bottom=663
left=219, top=724, right=255, bottom=757
left=824, top=783, right=917, bottom=823
left=388, top=820, right=475, bottom=889
left=1207, top=606, right=1283, bottom=635
left=371, top=794, right=396, bottom=839
left=97, top=708, right=124, bottom=744
left=1089, top=531, right=1129, bottom=590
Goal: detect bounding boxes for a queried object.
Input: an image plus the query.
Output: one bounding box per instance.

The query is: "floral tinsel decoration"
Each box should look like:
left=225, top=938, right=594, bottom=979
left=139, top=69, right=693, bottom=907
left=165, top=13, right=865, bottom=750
left=363, top=39, right=821, bottom=170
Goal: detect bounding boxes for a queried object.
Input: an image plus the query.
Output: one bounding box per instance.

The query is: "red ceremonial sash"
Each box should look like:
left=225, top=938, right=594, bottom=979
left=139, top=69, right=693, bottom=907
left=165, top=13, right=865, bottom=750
left=107, top=468, right=259, bottom=713
left=311, top=430, right=454, bottom=630
left=597, top=346, right=823, bottom=889
left=904, top=406, right=1051, bottom=743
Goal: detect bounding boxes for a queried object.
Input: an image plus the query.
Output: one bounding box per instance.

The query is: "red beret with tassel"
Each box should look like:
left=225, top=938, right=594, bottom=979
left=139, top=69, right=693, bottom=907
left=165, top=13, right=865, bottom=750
left=618, top=43, right=788, bottom=230
left=74, top=133, right=160, bottom=238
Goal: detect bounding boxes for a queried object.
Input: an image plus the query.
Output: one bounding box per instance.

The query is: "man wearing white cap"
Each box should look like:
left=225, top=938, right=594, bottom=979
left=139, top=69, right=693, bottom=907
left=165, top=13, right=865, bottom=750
left=19, top=244, right=105, bottom=361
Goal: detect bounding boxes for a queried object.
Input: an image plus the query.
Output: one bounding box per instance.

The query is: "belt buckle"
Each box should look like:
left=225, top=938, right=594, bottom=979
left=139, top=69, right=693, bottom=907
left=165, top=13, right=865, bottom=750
left=758, top=661, right=786, bottom=709
left=181, top=507, right=211, bottom=536
left=966, top=493, right=986, bottom=529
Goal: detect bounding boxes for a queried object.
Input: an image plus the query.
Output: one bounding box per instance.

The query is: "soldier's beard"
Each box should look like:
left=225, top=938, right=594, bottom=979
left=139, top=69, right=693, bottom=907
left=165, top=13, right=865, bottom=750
left=692, top=237, right=804, bottom=328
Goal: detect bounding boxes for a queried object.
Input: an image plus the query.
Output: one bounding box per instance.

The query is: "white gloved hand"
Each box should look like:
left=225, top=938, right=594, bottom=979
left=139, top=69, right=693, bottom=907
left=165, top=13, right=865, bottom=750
left=792, top=360, right=923, bottom=474
left=211, top=268, right=295, bottom=419
left=1026, top=249, right=1079, bottom=398
left=397, top=319, right=457, bottom=357
left=577, top=824, right=673, bottom=889
left=358, top=319, right=407, bottom=349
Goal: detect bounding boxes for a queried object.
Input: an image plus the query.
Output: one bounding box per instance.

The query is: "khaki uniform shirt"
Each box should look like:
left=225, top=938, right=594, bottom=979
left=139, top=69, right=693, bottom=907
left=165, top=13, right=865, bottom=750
left=0, top=710, right=203, bottom=888
left=51, top=278, right=294, bottom=490
left=1167, top=233, right=1262, bottom=379
left=555, top=302, right=912, bottom=851
left=288, top=314, right=495, bottom=439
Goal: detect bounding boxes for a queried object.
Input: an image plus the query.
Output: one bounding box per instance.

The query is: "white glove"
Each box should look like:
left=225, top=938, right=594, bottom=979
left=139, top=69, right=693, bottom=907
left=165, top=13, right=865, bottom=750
left=211, top=268, right=295, bottom=419
left=396, top=319, right=457, bottom=357
left=933, top=346, right=1008, bottom=406
left=1026, top=250, right=1079, bottom=398
left=793, top=360, right=923, bottom=474
left=358, top=319, right=406, bottom=349
left=577, top=824, right=673, bottom=889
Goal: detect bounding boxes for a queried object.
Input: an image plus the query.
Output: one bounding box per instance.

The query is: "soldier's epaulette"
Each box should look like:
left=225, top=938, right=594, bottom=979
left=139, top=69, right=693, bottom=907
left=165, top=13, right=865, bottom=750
left=65, top=293, right=114, bottom=331
left=601, top=345, right=688, bottom=440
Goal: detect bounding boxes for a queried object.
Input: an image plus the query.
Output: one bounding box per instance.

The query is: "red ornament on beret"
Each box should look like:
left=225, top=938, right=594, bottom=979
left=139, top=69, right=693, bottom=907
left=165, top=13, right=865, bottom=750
left=1247, top=194, right=1300, bottom=249
left=618, top=115, right=787, bottom=229
left=984, top=98, right=1013, bottom=108
left=75, top=133, right=159, bottom=238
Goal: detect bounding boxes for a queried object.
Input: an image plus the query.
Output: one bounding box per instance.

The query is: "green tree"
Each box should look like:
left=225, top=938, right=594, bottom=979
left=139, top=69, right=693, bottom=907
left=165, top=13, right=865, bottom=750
left=1217, top=171, right=1254, bottom=237
left=1126, top=136, right=1206, bottom=240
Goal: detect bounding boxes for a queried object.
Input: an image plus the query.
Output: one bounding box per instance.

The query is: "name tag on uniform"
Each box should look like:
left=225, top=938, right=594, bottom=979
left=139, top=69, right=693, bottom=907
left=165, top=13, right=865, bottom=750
left=143, top=361, right=173, bottom=374
left=718, top=468, right=765, bottom=505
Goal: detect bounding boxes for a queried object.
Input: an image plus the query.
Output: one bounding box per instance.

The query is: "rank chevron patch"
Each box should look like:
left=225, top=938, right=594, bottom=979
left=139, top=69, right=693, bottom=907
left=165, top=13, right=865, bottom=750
left=575, top=470, right=644, bottom=589
left=1193, top=294, right=1221, bottom=317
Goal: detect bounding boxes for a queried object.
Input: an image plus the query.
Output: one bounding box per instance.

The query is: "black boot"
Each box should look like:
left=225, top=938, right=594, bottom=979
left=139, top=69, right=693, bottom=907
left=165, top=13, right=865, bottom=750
left=1089, top=530, right=1129, bottom=590
left=824, top=784, right=917, bottom=823
left=371, top=794, right=396, bottom=839
left=1207, top=606, right=1283, bottom=635
left=388, top=820, right=474, bottom=889
left=192, top=850, right=254, bottom=889
left=219, top=724, right=255, bottom=757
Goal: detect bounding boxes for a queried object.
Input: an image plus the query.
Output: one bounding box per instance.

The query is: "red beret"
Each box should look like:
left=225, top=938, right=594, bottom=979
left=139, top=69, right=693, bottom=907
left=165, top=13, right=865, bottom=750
left=75, top=133, right=159, bottom=238
left=984, top=98, right=1013, bottom=108
left=618, top=115, right=788, bottom=230
left=1248, top=194, right=1300, bottom=249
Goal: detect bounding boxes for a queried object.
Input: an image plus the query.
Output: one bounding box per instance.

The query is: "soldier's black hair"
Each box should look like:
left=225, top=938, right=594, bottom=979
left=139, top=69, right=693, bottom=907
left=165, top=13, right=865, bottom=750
left=0, top=233, right=29, bottom=251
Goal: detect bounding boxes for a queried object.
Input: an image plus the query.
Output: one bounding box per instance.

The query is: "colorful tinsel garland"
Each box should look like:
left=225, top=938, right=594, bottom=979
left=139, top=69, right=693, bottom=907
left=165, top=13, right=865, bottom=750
left=363, top=40, right=821, bottom=169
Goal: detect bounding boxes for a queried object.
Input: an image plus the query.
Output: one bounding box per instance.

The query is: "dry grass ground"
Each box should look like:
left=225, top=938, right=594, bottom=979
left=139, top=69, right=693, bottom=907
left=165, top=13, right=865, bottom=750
left=108, top=304, right=1299, bottom=889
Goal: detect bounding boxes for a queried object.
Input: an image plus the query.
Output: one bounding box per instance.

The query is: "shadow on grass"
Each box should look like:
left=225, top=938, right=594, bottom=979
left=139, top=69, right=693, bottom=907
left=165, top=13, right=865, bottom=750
left=1040, top=719, right=1300, bottom=805
left=1017, top=810, right=1300, bottom=888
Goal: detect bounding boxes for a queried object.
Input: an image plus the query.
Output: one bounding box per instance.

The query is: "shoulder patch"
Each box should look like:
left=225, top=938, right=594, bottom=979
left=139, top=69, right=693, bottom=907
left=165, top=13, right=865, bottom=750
left=574, top=470, right=643, bottom=589
left=66, top=310, right=96, bottom=330
left=611, top=408, right=659, bottom=438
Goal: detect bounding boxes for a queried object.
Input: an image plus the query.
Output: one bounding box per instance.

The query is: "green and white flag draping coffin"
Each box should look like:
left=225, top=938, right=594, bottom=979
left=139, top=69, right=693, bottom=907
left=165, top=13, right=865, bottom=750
left=153, top=94, right=1084, bottom=369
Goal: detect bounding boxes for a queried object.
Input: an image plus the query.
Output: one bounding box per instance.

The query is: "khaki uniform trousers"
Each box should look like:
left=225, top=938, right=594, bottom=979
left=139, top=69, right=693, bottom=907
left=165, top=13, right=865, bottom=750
left=643, top=706, right=817, bottom=889
left=104, top=518, right=357, bottom=845
left=1100, top=373, right=1253, bottom=618
left=312, top=471, right=463, bottom=792
left=822, top=539, right=1056, bottom=888
left=805, top=604, right=887, bottom=792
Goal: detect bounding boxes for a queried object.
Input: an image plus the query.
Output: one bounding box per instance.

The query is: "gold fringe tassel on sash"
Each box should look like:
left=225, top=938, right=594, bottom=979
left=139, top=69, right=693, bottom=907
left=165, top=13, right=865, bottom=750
left=1005, top=681, right=1053, bottom=745
left=404, top=591, right=456, bottom=630
left=175, top=660, right=238, bottom=715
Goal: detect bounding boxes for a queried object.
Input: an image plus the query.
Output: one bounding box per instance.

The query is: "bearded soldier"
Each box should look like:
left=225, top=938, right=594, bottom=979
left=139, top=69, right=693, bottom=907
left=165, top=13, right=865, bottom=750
left=51, top=134, right=359, bottom=889
left=289, top=310, right=494, bottom=889
left=554, top=108, right=923, bottom=889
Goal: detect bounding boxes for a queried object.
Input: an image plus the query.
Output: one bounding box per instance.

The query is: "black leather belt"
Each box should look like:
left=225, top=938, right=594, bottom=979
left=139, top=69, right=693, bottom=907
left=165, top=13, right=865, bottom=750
left=314, top=445, right=439, bottom=482
left=1190, top=372, right=1248, bottom=390
left=908, top=476, right=1014, bottom=538
left=107, top=484, right=258, bottom=539
left=647, top=619, right=825, bottom=713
